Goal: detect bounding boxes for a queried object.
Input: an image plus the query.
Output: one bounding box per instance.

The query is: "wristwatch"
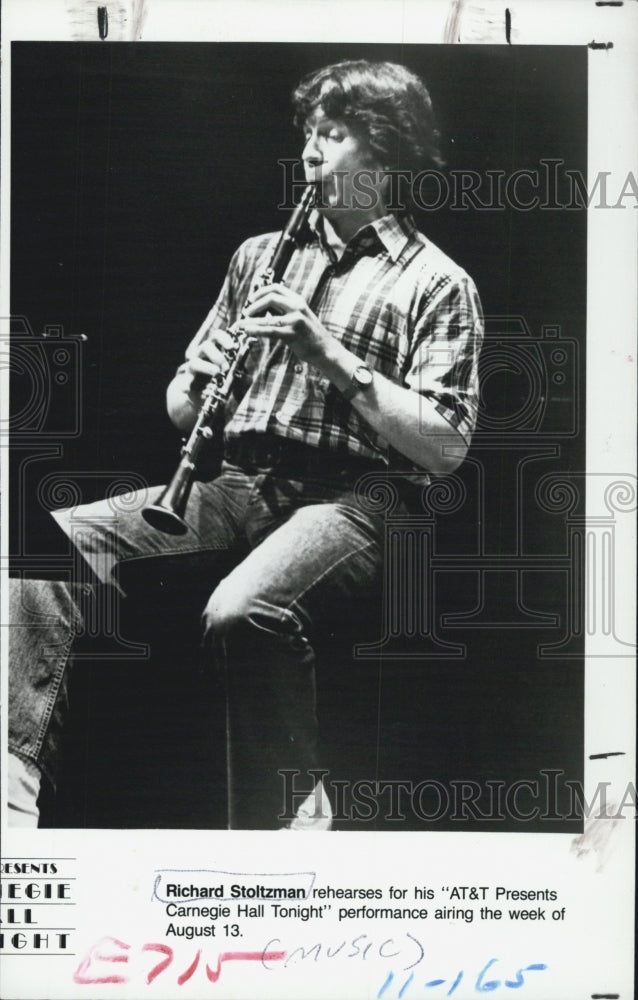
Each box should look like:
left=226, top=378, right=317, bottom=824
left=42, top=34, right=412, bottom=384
left=342, top=363, right=373, bottom=401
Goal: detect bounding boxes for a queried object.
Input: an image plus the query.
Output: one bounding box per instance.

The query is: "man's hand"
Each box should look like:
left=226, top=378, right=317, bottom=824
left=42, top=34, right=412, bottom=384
left=185, top=327, right=237, bottom=382
left=239, top=283, right=332, bottom=366
left=169, top=286, right=469, bottom=474
left=240, top=283, right=467, bottom=473
left=167, top=327, right=240, bottom=434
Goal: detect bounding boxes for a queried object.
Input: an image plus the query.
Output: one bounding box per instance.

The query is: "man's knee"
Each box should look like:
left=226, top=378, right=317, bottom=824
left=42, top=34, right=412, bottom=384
left=202, top=576, right=298, bottom=641
left=202, top=575, right=251, bottom=637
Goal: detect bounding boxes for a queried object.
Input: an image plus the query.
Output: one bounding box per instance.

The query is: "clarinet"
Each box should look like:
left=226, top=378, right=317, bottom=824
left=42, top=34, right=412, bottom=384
left=142, top=183, right=316, bottom=535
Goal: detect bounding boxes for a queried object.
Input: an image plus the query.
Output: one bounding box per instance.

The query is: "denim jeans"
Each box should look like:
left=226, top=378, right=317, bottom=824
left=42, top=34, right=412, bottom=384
left=9, top=461, right=389, bottom=828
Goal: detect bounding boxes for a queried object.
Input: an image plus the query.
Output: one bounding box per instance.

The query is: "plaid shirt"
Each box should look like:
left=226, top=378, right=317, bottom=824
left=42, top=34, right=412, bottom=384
left=184, top=212, right=483, bottom=479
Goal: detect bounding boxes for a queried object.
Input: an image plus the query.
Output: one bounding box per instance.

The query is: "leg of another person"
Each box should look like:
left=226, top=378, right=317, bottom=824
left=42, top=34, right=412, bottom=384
left=8, top=579, right=86, bottom=825
left=8, top=475, right=252, bottom=825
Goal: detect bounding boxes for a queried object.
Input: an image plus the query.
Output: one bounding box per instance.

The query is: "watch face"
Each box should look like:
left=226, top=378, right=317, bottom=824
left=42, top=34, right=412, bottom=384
left=354, top=365, right=373, bottom=387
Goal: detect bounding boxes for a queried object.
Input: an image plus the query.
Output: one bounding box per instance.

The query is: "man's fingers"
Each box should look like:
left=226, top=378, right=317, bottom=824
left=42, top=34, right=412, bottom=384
left=187, top=337, right=232, bottom=377
left=250, top=281, right=286, bottom=301
left=239, top=311, right=308, bottom=338
left=240, top=314, right=287, bottom=331
left=199, top=339, right=228, bottom=365
left=245, top=285, right=301, bottom=316
left=211, top=329, right=237, bottom=351
left=187, top=355, right=222, bottom=378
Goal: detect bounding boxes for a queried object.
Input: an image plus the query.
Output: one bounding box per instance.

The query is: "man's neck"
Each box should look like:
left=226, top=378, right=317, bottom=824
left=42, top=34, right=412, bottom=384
left=320, top=206, right=388, bottom=246
left=320, top=217, right=347, bottom=259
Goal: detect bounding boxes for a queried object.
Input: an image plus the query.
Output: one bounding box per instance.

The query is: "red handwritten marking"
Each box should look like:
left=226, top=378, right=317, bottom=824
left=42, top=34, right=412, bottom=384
left=178, top=949, right=202, bottom=985
left=73, top=937, right=131, bottom=984
left=142, top=942, right=173, bottom=984
left=74, top=939, right=287, bottom=986
left=206, top=950, right=287, bottom=983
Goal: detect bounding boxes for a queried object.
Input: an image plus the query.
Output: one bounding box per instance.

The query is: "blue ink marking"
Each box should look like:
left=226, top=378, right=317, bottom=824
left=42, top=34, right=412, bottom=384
left=152, top=867, right=316, bottom=903
left=448, top=970, right=463, bottom=995
left=399, top=972, right=414, bottom=998
left=505, top=963, right=548, bottom=988
left=475, top=958, right=499, bottom=992
left=326, top=941, right=346, bottom=958
left=379, top=939, right=401, bottom=960
left=378, top=970, right=394, bottom=998
left=381, top=961, right=548, bottom=997
left=405, top=931, right=425, bottom=970
left=505, top=969, right=525, bottom=988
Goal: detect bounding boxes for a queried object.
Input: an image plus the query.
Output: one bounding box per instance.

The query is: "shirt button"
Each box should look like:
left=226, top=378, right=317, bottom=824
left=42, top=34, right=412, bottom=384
left=294, top=364, right=304, bottom=374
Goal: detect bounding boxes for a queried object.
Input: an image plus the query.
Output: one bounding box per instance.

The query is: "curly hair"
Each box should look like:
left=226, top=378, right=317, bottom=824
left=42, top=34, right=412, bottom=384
left=292, top=59, right=443, bottom=178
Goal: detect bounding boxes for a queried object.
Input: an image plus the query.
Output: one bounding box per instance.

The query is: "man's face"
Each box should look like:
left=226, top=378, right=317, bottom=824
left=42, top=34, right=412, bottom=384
left=302, top=106, right=385, bottom=220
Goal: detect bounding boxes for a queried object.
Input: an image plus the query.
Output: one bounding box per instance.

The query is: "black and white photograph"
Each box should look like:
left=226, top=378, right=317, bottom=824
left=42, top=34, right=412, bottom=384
left=1, top=2, right=635, bottom=999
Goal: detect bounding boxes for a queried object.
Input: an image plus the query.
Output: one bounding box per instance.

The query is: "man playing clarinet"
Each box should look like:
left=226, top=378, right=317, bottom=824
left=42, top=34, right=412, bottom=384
left=9, top=59, right=483, bottom=829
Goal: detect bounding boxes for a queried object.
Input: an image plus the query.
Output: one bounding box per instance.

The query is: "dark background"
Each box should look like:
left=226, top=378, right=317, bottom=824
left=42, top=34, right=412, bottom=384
left=10, top=42, right=587, bottom=830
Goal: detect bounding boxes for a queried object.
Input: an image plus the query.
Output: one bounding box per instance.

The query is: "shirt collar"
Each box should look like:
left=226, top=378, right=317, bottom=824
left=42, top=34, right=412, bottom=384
left=307, top=211, right=418, bottom=264
left=370, top=213, right=419, bottom=262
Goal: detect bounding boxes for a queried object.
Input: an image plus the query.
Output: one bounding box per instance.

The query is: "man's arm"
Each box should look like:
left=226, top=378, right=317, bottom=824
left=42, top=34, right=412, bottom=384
left=166, top=325, right=237, bottom=434
left=316, top=344, right=469, bottom=474
left=166, top=322, right=467, bottom=472
left=240, top=280, right=481, bottom=474
left=165, top=239, right=251, bottom=434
